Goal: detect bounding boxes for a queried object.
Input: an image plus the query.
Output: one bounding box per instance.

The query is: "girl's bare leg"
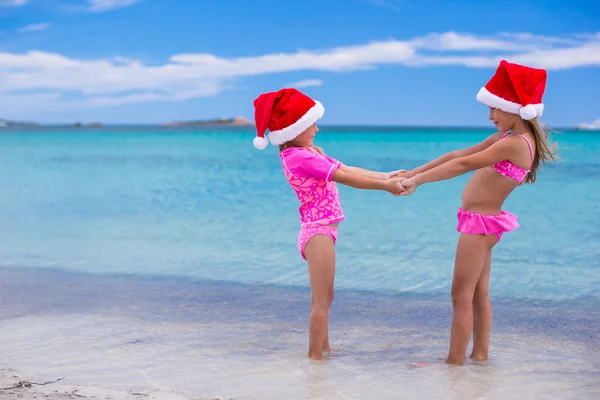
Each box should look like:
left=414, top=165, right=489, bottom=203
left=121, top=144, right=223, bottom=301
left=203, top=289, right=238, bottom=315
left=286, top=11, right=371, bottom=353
left=471, top=251, right=492, bottom=361
left=304, top=235, right=335, bottom=360
left=446, top=234, right=495, bottom=365
left=311, top=292, right=332, bottom=353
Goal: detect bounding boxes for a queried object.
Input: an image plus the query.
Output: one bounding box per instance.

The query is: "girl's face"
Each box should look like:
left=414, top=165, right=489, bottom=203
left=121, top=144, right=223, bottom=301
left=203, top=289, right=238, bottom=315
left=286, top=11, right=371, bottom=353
left=294, top=123, right=319, bottom=146
left=489, top=107, right=521, bottom=132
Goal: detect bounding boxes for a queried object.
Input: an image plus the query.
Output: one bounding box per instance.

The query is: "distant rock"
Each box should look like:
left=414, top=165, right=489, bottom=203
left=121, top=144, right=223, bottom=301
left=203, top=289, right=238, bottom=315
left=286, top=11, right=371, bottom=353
left=69, top=122, right=104, bottom=128
left=230, top=116, right=252, bottom=126
left=163, top=116, right=252, bottom=127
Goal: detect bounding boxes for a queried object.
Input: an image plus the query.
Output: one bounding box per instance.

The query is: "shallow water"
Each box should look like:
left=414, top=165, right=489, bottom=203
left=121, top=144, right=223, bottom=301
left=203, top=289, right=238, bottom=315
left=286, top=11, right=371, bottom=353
left=0, top=128, right=598, bottom=301
left=0, top=127, right=598, bottom=398
left=0, top=268, right=598, bottom=399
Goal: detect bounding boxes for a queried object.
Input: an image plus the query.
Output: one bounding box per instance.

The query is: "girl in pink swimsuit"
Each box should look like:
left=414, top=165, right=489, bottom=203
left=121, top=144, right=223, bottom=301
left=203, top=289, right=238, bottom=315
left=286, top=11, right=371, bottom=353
left=392, top=60, right=558, bottom=365
left=252, top=88, right=406, bottom=360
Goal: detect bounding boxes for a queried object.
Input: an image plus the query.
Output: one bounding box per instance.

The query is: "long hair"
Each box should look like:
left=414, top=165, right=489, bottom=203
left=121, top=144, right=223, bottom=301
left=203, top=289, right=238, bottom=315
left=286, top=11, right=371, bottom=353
left=523, top=118, right=558, bottom=184
left=279, top=141, right=324, bottom=155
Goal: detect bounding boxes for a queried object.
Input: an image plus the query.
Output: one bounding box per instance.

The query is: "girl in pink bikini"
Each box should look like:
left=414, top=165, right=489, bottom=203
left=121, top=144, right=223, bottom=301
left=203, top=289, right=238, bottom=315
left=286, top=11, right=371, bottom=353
left=392, top=60, right=557, bottom=365
left=252, top=88, right=406, bottom=360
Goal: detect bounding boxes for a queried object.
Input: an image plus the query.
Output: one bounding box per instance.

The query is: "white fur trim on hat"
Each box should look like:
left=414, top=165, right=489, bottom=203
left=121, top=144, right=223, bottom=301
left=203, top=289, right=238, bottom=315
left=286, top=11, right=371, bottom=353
left=519, top=103, right=544, bottom=120
left=267, top=101, right=325, bottom=146
left=476, top=87, right=521, bottom=114
left=476, top=87, right=544, bottom=120
left=253, top=135, right=269, bottom=150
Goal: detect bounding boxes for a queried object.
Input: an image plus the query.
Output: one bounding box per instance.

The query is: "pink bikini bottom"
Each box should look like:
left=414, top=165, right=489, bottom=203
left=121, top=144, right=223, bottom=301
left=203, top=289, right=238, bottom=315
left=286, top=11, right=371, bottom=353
left=298, top=226, right=339, bottom=260
left=456, top=207, right=519, bottom=242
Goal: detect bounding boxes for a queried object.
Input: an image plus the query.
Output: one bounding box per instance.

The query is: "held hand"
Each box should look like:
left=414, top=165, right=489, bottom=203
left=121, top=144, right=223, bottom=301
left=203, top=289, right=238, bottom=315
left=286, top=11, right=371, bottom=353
left=387, top=169, right=411, bottom=179
left=399, top=176, right=418, bottom=196
left=385, top=178, right=407, bottom=196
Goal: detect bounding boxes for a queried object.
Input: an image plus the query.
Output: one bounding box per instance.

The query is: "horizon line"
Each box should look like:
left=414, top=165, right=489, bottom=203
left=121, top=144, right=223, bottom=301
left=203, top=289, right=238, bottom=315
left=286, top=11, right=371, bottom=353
left=0, top=123, right=588, bottom=131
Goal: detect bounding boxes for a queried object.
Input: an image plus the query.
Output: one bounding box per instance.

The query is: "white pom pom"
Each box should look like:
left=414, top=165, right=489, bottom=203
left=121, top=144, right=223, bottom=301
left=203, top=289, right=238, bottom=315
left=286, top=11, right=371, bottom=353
left=253, top=136, right=269, bottom=150
left=519, top=104, right=537, bottom=120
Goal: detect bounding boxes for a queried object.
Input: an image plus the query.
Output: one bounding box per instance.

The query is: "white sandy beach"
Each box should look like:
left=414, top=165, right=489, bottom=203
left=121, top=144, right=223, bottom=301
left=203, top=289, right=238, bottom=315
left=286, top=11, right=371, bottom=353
left=0, top=368, right=197, bottom=400
left=0, top=266, right=599, bottom=400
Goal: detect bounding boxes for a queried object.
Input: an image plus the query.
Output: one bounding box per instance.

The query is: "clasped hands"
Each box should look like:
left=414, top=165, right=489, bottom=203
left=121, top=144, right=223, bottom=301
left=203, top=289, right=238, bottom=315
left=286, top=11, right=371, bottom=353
left=384, top=169, right=417, bottom=196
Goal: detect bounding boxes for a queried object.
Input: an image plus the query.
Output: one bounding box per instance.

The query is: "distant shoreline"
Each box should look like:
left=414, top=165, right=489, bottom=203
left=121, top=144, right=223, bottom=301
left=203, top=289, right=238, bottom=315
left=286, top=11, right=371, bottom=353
left=161, top=116, right=252, bottom=127
left=0, top=116, right=254, bottom=129
left=0, top=120, right=595, bottom=132
left=2, top=116, right=598, bottom=132
left=0, top=125, right=593, bottom=132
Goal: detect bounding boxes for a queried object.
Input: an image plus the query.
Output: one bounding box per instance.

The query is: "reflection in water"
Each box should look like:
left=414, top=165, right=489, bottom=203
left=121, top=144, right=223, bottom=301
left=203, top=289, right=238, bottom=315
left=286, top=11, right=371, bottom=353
left=306, top=362, right=336, bottom=400
left=445, top=363, right=494, bottom=400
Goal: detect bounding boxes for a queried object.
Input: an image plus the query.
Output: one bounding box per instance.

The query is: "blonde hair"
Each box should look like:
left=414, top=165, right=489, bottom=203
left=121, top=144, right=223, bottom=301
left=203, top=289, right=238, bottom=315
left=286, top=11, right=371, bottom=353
left=279, top=140, right=324, bottom=155
left=523, top=119, right=558, bottom=184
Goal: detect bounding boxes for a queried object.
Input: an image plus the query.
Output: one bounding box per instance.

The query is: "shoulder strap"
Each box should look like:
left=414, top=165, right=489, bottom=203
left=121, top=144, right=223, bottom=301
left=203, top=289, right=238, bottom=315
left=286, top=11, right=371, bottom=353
left=520, top=135, right=534, bottom=169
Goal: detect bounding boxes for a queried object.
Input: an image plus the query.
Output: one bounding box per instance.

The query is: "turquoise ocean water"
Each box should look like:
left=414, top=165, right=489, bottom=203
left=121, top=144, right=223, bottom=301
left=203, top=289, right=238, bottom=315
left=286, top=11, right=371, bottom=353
left=0, top=126, right=598, bottom=399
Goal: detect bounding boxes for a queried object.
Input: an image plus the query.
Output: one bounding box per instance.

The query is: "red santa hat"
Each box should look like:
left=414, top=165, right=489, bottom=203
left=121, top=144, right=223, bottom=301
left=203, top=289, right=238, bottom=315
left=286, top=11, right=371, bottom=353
left=476, top=60, right=547, bottom=120
left=252, top=88, right=324, bottom=150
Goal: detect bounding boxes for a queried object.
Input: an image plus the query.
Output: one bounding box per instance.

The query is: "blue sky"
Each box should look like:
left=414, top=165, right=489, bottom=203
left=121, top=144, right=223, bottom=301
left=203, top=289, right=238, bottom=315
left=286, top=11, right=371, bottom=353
left=0, top=0, right=599, bottom=127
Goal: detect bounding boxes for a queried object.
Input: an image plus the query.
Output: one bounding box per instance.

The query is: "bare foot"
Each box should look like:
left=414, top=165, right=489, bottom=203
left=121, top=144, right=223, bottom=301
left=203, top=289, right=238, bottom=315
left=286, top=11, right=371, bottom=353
left=469, top=353, right=489, bottom=361
left=445, top=356, right=465, bottom=366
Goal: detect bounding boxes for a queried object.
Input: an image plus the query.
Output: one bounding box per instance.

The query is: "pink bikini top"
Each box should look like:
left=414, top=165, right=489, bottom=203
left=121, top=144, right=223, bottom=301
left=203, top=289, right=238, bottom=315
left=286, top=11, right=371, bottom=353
left=492, top=132, right=534, bottom=183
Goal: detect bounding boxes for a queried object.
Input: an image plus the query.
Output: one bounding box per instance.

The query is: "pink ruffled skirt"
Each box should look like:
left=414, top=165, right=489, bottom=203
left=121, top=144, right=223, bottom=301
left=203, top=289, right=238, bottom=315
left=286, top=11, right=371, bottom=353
left=456, top=207, right=519, bottom=242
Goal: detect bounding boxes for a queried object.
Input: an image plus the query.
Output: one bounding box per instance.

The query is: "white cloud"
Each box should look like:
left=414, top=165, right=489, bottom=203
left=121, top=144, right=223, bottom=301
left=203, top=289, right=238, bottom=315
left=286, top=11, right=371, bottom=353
left=0, top=30, right=599, bottom=112
left=0, top=0, right=27, bottom=6
left=18, top=23, right=51, bottom=33
left=88, top=0, right=141, bottom=12
left=288, top=79, right=323, bottom=88
left=412, top=32, right=533, bottom=51
left=497, top=32, right=579, bottom=46
left=576, top=119, right=600, bottom=130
